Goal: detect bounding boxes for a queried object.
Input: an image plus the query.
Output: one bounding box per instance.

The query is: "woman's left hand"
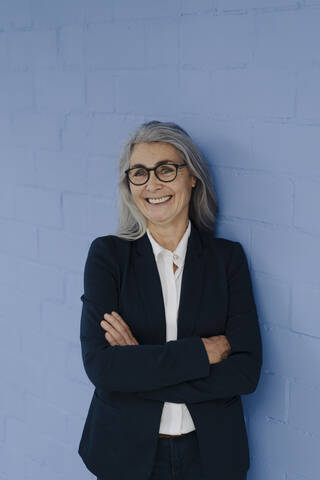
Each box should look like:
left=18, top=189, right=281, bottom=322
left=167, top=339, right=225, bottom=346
left=100, top=311, right=140, bottom=346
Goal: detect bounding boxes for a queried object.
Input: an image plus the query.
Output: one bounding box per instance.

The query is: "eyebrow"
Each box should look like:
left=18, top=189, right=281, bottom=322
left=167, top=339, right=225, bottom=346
left=130, top=159, right=179, bottom=169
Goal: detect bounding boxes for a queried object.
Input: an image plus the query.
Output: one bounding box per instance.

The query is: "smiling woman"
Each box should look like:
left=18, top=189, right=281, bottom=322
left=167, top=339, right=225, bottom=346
left=114, top=120, right=219, bottom=244
left=78, top=120, right=261, bottom=480
left=126, top=141, right=197, bottom=247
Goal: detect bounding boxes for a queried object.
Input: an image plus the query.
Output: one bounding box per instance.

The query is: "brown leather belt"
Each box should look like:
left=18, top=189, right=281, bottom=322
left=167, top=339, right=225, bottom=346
left=159, top=431, right=194, bottom=439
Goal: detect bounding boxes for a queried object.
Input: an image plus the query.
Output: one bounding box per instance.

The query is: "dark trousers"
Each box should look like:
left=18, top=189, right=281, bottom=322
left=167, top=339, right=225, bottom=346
left=98, top=430, right=247, bottom=480
left=149, top=430, right=206, bottom=479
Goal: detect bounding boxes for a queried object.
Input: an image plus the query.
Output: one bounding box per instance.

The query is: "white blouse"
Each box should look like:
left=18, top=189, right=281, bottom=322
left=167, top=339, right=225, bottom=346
left=146, top=219, right=196, bottom=435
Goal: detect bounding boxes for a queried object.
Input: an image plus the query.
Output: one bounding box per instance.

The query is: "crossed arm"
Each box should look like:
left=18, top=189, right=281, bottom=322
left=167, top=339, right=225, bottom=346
left=80, top=237, right=262, bottom=403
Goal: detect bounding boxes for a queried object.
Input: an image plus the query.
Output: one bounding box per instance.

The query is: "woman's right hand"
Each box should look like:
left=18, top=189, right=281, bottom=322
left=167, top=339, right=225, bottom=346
left=201, top=335, right=231, bottom=364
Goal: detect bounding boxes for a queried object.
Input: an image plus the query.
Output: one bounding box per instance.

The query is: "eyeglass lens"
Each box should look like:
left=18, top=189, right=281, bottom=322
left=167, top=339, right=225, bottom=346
left=128, top=164, right=177, bottom=184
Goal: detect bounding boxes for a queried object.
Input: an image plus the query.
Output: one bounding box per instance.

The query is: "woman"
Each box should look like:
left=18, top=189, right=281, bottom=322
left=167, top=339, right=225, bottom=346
left=78, top=121, right=262, bottom=480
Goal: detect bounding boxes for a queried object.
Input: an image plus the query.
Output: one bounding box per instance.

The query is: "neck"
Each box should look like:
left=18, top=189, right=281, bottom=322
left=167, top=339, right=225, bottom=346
left=147, top=218, right=190, bottom=252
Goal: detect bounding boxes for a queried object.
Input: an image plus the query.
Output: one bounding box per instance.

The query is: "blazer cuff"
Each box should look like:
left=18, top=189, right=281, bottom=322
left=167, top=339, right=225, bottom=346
left=174, top=335, right=210, bottom=379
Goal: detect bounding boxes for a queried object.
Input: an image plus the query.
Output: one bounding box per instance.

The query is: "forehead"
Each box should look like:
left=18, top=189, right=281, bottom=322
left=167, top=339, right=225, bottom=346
left=130, top=142, right=183, bottom=167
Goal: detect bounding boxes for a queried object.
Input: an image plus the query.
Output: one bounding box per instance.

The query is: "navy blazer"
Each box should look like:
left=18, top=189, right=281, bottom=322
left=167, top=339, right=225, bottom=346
left=78, top=219, right=262, bottom=480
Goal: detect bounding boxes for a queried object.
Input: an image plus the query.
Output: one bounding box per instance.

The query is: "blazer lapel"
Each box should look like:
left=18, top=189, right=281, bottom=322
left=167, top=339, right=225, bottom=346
left=133, top=220, right=205, bottom=344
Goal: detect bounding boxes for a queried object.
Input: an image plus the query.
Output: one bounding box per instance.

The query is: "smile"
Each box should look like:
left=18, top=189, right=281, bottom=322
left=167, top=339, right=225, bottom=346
left=145, top=195, right=173, bottom=205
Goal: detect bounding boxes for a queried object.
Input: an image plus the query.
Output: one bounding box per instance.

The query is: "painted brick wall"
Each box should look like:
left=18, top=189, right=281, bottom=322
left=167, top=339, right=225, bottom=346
left=0, top=1, right=319, bottom=479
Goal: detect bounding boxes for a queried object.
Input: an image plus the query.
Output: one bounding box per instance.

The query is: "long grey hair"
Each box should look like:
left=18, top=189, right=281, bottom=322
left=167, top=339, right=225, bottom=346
left=113, top=120, right=219, bottom=240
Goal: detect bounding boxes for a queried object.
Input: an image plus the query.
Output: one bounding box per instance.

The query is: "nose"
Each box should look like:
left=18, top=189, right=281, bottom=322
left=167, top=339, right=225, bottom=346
left=145, top=169, right=163, bottom=188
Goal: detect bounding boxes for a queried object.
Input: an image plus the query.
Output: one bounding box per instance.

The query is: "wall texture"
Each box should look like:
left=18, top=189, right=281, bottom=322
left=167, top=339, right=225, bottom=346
left=0, top=1, right=319, bottom=479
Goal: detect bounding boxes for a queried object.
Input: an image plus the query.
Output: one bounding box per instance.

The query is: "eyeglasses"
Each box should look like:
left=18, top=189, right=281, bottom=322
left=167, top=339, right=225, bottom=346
left=125, top=162, right=188, bottom=186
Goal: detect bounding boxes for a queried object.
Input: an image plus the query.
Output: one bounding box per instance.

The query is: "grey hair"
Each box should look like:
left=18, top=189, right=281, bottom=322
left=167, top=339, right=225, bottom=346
left=113, top=120, right=219, bottom=241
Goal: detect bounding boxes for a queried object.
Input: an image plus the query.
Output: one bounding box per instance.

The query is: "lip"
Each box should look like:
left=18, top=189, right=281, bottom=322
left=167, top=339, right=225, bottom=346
left=144, top=195, right=173, bottom=206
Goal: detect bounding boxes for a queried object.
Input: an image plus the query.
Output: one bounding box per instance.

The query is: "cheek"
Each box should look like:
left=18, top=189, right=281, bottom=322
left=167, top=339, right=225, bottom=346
left=130, top=188, right=140, bottom=203
left=131, top=191, right=147, bottom=210
left=176, top=183, right=192, bottom=201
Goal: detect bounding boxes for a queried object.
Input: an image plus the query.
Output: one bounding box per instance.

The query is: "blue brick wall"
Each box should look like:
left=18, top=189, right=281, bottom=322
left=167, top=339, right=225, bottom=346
left=0, top=1, right=319, bottom=479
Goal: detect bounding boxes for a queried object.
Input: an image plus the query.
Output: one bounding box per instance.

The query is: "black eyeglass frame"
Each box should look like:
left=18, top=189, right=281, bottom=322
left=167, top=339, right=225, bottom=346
left=125, top=162, right=188, bottom=186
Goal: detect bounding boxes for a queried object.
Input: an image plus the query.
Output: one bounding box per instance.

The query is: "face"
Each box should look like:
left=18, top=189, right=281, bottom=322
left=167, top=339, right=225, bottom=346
left=128, top=142, right=197, bottom=229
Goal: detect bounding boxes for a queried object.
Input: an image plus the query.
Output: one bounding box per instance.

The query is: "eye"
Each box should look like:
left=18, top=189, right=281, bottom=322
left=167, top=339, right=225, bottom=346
left=158, top=165, right=175, bottom=174
left=133, top=168, right=147, bottom=177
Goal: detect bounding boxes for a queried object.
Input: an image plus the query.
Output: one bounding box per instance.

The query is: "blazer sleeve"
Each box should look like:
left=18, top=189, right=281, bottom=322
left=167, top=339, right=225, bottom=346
left=79, top=237, right=210, bottom=393
left=136, top=241, right=263, bottom=403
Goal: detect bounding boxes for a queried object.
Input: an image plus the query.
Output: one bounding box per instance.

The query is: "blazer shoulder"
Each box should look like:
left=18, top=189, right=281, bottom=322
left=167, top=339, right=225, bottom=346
left=88, top=234, right=115, bottom=253
left=89, top=234, right=131, bottom=251
left=201, top=232, right=245, bottom=267
left=212, top=236, right=238, bottom=248
left=87, top=234, right=132, bottom=271
left=202, top=232, right=240, bottom=252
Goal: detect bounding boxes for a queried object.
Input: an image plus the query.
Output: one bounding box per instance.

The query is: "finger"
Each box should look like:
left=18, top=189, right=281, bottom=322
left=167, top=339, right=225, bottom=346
left=108, top=311, right=136, bottom=339
left=103, top=324, right=136, bottom=346
left=102, top=312, right=139, bottom=346
left=104, top=313, right=135, bottom=345
left=104, top=311, right=129, bottom=330
left=102, top=320, right=126, bottom=345
left=104, top=312, right=129, bottom=333
left=102, top=321, right=138, bottom=346
left=105, top=331, right=117, bottom=346
left=101, top=317, right=135, bottom=346
left=110, top=311, right=128, bottom=327
left=108, top=316, right=132, bottom=345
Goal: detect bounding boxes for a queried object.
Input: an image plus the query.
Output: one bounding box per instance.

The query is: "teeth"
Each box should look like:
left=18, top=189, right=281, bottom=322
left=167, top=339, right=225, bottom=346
left=147, top=195, right=171, bottom=204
